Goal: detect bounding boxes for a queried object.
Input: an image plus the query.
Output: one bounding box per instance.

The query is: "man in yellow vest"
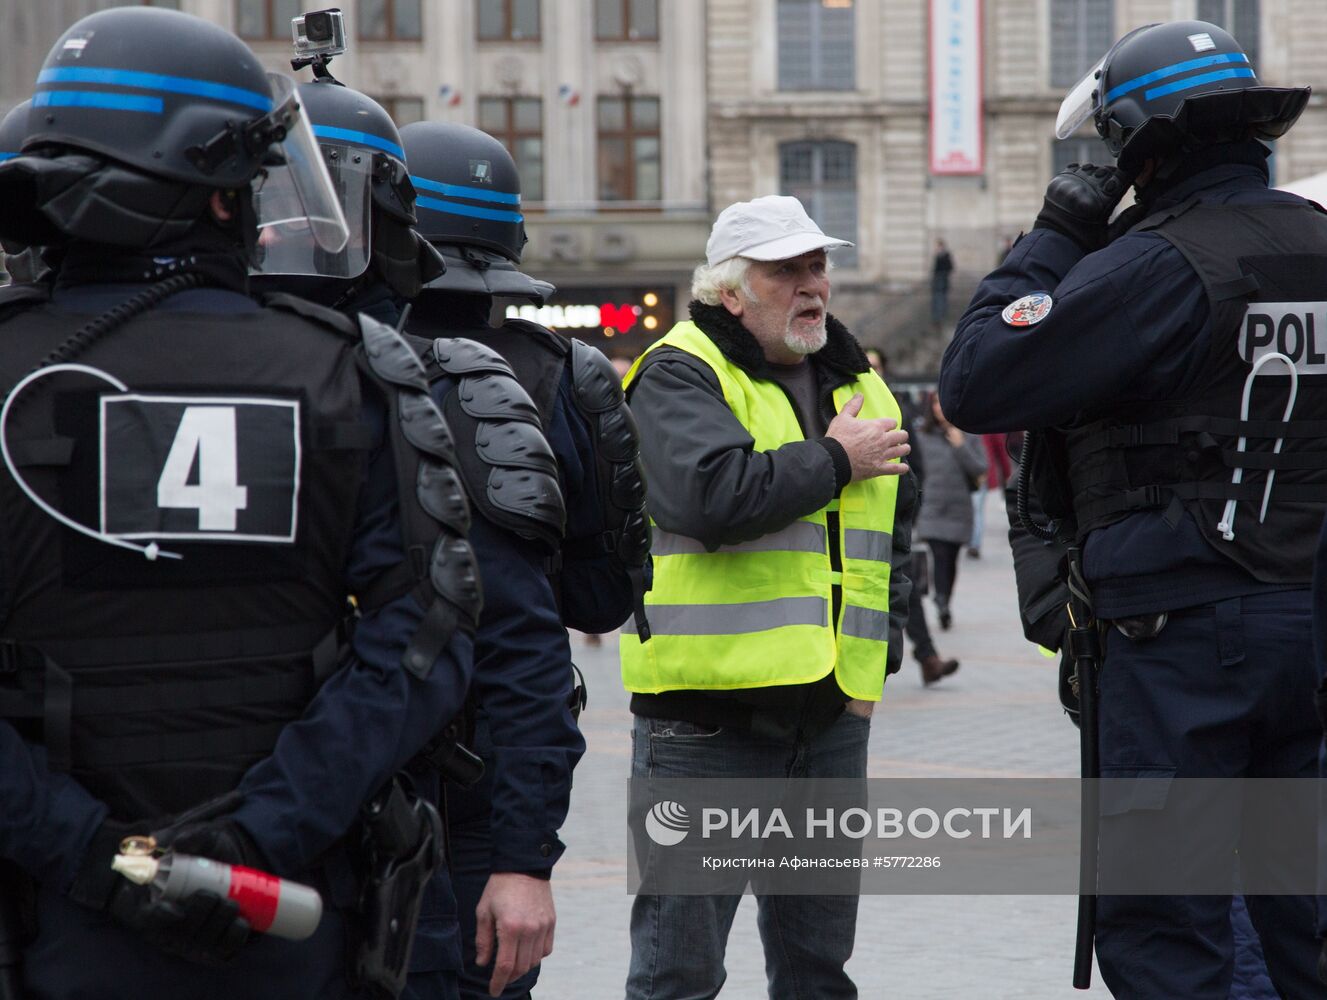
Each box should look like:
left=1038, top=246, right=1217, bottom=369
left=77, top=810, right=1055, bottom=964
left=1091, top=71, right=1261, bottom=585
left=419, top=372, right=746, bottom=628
left=621, top=195, right=914, bottom=998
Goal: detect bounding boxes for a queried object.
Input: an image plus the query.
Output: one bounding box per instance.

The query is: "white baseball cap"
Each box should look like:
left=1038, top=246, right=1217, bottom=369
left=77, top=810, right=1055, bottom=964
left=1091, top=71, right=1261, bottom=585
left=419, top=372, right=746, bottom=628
left=705, top=195, right=854, bottom=266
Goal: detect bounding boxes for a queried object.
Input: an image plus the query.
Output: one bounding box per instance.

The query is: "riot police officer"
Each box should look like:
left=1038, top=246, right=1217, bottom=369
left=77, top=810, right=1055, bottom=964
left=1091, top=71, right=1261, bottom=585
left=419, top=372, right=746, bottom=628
left=940, top=20, right=1325, bottom=999
left=0, top=9, right=476, bottom=997
left=400, top=121, right=650, bottom=1000
left=252, top=73, right=593, bottom=998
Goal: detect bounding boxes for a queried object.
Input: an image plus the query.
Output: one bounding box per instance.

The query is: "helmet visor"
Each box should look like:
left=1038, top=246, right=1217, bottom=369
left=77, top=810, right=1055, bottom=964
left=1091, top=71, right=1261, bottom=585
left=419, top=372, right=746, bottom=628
left=1054, top=25, right=1160, bottom=140
left=1055, top=58, right=1106, bottom=140
left=251, top=73, right=363, bottom=274
left=251, top=138, right=371, bottom=278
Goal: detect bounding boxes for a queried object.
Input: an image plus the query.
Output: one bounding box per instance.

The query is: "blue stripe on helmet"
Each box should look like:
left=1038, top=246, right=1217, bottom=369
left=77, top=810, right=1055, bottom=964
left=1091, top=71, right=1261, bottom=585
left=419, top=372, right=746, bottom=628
left=417, top=195, right=523, bottom=224
left=0, top=153, right=17, bottom=162
left=1104, top=52, right=1249, bottom=104
left=1144, top=67, right=1256, bottom=102
left=33, top=90, right=163, bottom=114
left=311, top=125, right=404, bottom=160
left=411, top=174, right=520, bottom=206
left=37, top=67, right=272, bottom=112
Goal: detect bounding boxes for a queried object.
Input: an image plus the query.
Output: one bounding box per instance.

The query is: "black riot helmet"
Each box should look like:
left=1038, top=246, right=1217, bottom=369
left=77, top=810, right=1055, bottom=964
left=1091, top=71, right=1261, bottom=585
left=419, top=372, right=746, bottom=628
left=251, top=80, right=443, bottom=298
left=401, top=122, right=526, bottom=262
left=400, top=122, right=551, bottom=304
left=1056, top=20, right=1310, bottom=173
left=0, top=6, right=347, bottom=254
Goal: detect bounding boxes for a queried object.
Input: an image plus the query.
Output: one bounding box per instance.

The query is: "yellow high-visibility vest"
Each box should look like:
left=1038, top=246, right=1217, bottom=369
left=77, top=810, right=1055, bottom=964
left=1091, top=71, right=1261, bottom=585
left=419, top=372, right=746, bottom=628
left=620, top=320, right=902, bottom=701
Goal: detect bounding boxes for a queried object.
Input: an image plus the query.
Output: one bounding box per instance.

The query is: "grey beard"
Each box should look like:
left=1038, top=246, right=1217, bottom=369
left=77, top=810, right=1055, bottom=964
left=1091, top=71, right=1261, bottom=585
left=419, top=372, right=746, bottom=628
left=784, top=323, right=827, bottom=356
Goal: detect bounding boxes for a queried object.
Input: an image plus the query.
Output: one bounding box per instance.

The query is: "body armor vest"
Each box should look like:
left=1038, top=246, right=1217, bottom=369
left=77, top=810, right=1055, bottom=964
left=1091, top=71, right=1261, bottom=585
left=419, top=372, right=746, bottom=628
left=1064, top=198, right=1327, bottom=584
left=411, top=314, right=650, bottom=635
left=0, top=290, right=369, bottom=819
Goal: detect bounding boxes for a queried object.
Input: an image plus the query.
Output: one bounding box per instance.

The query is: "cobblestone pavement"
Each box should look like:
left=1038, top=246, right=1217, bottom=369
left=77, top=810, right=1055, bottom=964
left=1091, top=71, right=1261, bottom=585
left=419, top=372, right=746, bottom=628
left=540, top=491, right=1113, bottom=998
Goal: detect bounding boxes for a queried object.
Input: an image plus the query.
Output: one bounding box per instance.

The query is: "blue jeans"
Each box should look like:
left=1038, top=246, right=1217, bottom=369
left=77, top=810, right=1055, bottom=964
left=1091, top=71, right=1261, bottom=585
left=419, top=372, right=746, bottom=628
left=626, top=710, right=870, bottom=1000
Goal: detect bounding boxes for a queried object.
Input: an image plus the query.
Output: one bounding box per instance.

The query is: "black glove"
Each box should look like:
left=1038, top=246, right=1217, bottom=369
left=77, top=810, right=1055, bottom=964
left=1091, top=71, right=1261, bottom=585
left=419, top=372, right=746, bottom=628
left=68, top=816, right=253, bottom=966
left=155, top=817, right=265, bottom=870
left=112, top=885, right=251, bottom=966
left=1033, top=163, right=1132, bottom=252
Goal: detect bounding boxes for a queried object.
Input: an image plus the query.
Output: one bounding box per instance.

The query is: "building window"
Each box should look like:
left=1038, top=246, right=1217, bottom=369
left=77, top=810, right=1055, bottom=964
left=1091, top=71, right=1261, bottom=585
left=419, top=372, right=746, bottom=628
left=360, top=0, right=422, bottom=41
left=237, top=0, right=301, bottom=40
left=595, top=0, right=659, bottom=41
left=372, top=95, right=426, bottom=128
left=1051, top=136, right=1114, bottom=177
left=597, top=95, right=660, bottom=202
left=478, top=0, right=540, bottom=41
left=479, top=97, right=545, bottom=202
left=1050, top=0, right=1114, bottom=88
left=780, top=141, right=858, bottom=267
left=1197, top=0, right=1259, bottom=71
left=777, top=0, right=855, bottom=92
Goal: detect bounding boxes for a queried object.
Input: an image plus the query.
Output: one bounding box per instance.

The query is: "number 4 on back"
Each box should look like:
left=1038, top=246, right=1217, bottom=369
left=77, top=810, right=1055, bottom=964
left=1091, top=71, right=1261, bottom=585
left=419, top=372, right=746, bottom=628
left=156, top=406, right=250, bottom=531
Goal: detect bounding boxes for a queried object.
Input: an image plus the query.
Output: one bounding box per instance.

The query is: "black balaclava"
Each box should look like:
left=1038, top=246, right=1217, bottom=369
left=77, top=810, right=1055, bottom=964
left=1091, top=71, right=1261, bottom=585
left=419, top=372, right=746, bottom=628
left=1134, top=139, right=1269, bottom=208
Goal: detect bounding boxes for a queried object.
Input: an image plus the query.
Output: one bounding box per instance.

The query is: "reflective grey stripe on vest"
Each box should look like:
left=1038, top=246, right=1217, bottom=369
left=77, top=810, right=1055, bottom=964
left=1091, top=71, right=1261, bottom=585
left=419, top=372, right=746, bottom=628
left=651, top=521, right=827, bottom=557
left=843, top=528, right=892, bottom=563
left=841, top=605, right=890, bottom=642
left=622, top=596, right=828, bottom=636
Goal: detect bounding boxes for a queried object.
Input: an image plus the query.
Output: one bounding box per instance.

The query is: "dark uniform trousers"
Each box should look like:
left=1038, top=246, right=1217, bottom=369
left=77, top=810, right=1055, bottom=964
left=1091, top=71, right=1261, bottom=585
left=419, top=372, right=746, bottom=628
left=1095, top=590, right=1321, bottom=1000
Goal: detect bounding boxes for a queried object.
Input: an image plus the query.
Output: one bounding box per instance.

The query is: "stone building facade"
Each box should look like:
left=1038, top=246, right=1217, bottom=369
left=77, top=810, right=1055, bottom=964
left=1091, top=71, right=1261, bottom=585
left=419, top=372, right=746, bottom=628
left=709, top=0, right=1327, bottom=365
left=2, top=1, right=1325, bottom=365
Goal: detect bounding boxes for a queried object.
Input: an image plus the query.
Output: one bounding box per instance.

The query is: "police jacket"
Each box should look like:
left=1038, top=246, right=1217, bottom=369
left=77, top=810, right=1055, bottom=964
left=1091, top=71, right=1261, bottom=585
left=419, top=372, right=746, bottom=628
left=407, top=292, right=589, bottom=875
left=0, top=277, right=475, bottom=891
left=625, top=301, right=916, bottom=739
left=940, top=143, right=1315, bottom=617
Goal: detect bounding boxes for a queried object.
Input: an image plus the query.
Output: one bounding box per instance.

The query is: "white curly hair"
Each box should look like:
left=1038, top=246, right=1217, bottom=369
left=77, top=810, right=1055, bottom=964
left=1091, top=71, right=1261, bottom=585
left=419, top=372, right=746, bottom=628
left=690, top=256, right=756, bottom=306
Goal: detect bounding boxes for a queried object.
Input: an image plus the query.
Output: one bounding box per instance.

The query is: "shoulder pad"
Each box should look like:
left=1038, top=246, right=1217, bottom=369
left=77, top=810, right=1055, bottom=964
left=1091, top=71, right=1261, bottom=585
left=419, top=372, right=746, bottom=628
left=359, top=313, right=432, bottom=394
left=439, top=362, right=566, bottom=550
left=570, top=338, right=625, bottom=414
left=500, top=319, right=571, bottom=358
left=261, top=292, right=359, bottom=339
left=354, top=310, right=482, bottom=670
left=486, top=467, right=565, bottom=532
left=475, top=419, right=559, bottom=476
left=430, top=337, right=513, bottom=377
left=429, top=536, right=483, bottom=633
left=457, top=372, right=542, bottom=425
left=596, top=404, right=642, bottom=464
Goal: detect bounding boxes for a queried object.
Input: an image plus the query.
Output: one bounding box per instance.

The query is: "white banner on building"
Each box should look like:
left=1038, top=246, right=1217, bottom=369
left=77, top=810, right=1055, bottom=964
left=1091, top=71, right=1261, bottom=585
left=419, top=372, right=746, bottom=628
left=929, top=0, right=984, bottom=175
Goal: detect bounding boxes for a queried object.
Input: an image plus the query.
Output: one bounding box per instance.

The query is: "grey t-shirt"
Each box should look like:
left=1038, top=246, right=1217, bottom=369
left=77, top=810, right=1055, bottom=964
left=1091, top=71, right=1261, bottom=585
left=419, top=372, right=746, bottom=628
left=766, top=359, right=829, bottom=437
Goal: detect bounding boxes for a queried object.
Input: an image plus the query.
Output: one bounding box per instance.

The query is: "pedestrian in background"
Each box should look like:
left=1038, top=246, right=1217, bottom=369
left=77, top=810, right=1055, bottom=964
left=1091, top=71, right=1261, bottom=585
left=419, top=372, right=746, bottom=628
left=930, top=237, right=954, bottom=328
left=916, top=391, right=986, bottom=630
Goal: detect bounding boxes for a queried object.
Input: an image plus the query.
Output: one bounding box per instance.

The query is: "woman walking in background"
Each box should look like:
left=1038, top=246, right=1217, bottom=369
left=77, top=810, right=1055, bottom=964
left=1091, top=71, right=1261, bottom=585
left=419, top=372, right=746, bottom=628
left=916, top=392, right=987, bottom=630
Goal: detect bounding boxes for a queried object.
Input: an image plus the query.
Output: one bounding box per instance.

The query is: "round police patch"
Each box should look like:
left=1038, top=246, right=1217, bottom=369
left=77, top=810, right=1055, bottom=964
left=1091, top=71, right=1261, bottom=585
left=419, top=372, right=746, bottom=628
left=1001, top=292, right=1053, bottom=327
